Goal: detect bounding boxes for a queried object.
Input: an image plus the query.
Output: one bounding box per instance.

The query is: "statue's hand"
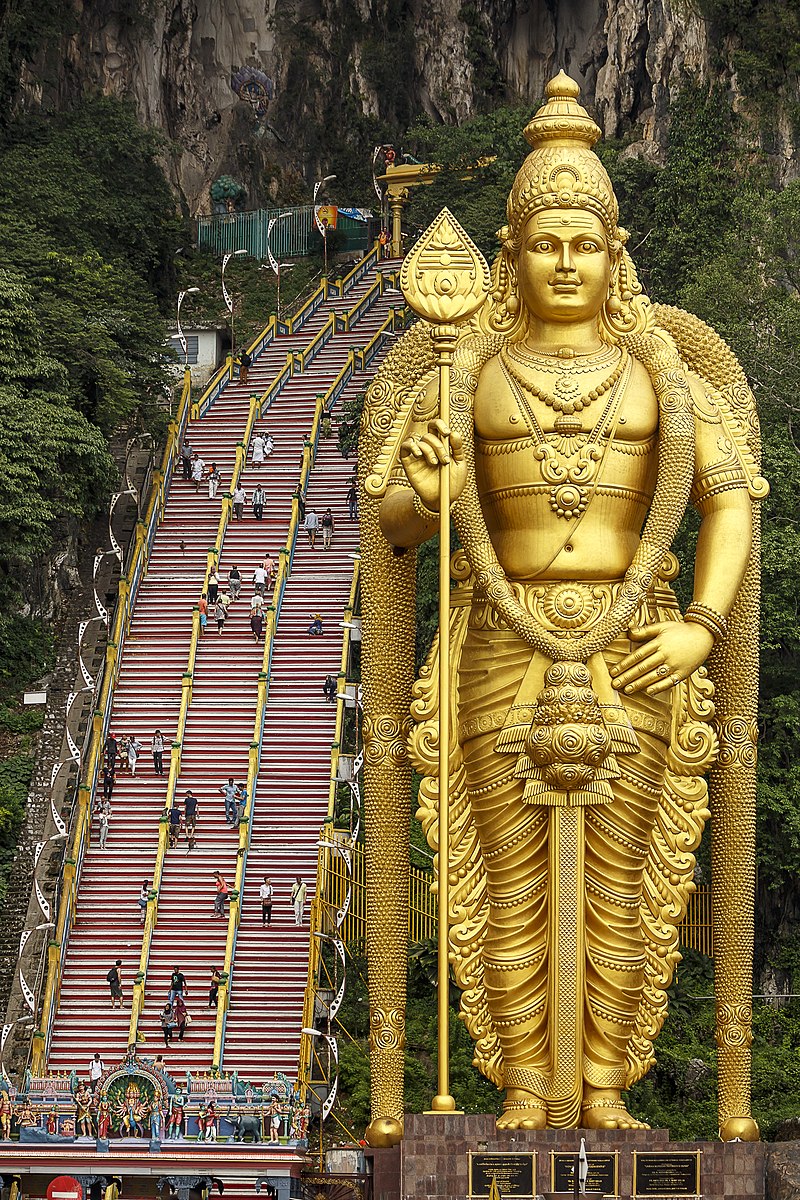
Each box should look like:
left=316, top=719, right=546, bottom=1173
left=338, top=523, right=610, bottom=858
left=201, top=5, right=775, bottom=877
left=399, top=420, right=467, bottom=512
left=610, top=622, right=715, bottom=695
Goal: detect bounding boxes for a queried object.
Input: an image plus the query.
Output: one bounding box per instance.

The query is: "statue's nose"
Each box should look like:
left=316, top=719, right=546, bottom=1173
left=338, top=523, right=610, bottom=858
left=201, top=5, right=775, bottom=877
left=557, top=242, right=576, bottom=272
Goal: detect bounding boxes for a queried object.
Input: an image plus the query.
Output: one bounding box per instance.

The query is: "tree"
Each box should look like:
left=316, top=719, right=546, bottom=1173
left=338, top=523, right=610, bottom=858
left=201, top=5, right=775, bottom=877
left=0, top=270, right=113, bottom=569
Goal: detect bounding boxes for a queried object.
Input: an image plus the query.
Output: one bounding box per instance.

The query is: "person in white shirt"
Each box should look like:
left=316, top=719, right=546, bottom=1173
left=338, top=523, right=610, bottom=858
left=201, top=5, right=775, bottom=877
left=259, top=876, right=274, bottom=928
left=291, top=876, right=308, bottom=925
left=89, top=1053, right=105, bottom=1090
left=253, top=564, right=267, bottom=595
left=232, top=485, right=246, bottom=520
left=191, top=455, right=206, bottom=492
left=251, top=433, right=266, bottom=466
left=127, top=736, right=143, bottom=776
left=304, top=509, right=319, bottom=548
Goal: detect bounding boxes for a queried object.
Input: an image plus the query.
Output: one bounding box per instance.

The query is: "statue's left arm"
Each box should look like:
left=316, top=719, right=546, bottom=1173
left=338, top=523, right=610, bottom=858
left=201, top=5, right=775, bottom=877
left=612, top=374, right=752, bottom=695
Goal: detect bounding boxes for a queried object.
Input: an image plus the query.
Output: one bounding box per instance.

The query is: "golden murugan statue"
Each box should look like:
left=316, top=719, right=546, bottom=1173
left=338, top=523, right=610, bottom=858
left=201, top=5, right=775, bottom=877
left=360, top=73, right=767, bottom=1144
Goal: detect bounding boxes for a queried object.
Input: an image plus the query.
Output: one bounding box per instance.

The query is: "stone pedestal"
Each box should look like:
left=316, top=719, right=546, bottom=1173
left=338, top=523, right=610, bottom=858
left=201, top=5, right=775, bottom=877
left=366, top=1114, right=767, bottom=1200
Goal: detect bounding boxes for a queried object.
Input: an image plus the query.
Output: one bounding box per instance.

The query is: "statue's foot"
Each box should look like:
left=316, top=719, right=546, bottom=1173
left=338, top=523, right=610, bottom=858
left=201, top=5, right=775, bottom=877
left=581, top=1090, right=649, bottom=1130
left=497, top=1089, right=547, bottom=1131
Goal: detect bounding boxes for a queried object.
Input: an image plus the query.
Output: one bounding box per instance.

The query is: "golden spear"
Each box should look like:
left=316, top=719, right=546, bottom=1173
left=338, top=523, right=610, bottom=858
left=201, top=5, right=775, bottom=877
left=400, top=208, right=490, bottom=1111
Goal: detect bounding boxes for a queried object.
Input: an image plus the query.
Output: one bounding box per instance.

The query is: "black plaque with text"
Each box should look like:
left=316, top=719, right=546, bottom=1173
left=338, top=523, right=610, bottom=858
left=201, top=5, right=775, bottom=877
left=552, top=1151, right=618, bottom=1195
left=633, top=1151, right=701, bottom=1197
left=469, top=1151, right=536, bottom=1198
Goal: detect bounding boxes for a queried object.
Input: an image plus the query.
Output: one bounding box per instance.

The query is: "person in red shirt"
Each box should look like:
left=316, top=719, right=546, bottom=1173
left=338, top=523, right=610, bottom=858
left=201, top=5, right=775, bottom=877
left=198, top=592, right=208, bottom=634
left=213, top=871, right=229, bottom=917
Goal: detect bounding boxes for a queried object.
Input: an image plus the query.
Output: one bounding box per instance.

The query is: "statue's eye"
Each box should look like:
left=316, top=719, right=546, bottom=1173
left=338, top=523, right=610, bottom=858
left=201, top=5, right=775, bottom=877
left=578, top=240, right=601, bottom=253
left=532, top=240, right=555, bottom=253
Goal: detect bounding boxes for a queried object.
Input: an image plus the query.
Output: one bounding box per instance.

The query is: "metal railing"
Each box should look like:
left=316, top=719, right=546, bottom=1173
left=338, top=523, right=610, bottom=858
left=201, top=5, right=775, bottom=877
left=681, top=884, right=713, bottom=956
left=31, top=370, right=194, bottom=1073
left=196, top=206, right=372, bottom=260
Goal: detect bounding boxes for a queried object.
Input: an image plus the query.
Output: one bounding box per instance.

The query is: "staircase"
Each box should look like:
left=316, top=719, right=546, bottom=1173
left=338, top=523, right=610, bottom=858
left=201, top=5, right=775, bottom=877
left=45, top=256, right=398, bottom=1083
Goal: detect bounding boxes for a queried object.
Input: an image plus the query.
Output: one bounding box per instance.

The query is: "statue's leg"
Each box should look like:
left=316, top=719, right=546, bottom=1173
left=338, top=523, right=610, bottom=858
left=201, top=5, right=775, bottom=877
left=582, top=695, right=669, bottom=1129
left=460, top=628, right=551, bottom=1128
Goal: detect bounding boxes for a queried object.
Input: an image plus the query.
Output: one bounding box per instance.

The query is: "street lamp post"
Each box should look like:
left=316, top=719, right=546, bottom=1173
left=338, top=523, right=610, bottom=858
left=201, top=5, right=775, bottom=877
left=175, top=287, right=200, bottom=367
left=222, top=249, right=247, bottom=359
left=313, top=174, right=337, bottom=278
left=266, top=214, right=295, bottom=319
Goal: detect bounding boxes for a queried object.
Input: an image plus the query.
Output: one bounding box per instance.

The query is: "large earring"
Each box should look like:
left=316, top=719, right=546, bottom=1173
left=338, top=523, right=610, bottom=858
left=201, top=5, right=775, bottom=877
left=488, top=247, right=522, bottom=334
left=600, top=248, right=650, bottom=339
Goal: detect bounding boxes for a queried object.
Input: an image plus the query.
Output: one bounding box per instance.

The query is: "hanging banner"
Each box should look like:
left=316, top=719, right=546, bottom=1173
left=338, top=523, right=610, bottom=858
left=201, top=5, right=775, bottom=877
left=315, top=205, right=338, bottom=230
left=337, top=207, right=372, bottom=222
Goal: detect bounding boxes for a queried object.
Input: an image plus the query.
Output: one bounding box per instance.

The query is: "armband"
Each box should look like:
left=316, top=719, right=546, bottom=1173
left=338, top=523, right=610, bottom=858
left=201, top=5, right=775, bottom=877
left=685, top=601, right=728, bottom=642
left=412, top=493, right=440, bottom=523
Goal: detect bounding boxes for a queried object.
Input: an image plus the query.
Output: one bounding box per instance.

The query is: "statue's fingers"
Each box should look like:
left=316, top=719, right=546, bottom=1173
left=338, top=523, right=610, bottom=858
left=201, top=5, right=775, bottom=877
left=647, top=672, right=681, bottom=695
left=417, top=439, right=443, bottom=467
left=614, top=651, right=663, bottom=689
left=623, top=664, right=669, bottom=694
left=429, top=418, right=451, bottom=439
left=611, top=643, right=658, bottom=677
left=449, top=430, right=465, bottom=460
left=400, top=438, right=423, bottom=460
left=628, top=623, right=666, bottom=641
left=419, top=434, right=452, bottom=464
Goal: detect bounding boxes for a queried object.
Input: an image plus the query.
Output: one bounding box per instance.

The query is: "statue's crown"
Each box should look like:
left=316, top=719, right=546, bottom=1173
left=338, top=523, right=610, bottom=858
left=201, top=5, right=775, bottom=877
left=523, top=71, right=602, bottom=151
left=505, top=71, right=618, bottom=242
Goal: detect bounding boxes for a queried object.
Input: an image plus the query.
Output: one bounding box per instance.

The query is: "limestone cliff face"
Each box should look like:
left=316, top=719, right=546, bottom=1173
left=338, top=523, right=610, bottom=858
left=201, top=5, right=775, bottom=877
left=18, top=0, right=717, bottom=215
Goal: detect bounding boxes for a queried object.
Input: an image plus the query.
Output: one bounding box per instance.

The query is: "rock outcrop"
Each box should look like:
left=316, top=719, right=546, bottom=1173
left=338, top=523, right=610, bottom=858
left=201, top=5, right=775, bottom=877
left=10, top=0, right=733, bottom=214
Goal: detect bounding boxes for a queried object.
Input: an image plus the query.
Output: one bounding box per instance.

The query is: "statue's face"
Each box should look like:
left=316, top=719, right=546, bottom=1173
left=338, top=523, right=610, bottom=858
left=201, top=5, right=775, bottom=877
left=517, top=209, right=611, bottom=324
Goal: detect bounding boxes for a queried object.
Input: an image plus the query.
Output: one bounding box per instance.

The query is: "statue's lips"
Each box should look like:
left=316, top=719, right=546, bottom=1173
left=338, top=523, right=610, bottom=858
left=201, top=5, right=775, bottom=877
left=550, top=281, right=580, bottom=293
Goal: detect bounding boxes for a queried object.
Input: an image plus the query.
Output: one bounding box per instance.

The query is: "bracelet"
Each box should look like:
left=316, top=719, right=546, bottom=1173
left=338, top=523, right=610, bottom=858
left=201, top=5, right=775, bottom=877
left=685, top=601, right=728, bottom=642
left=412, top=492, right=440, bottom=523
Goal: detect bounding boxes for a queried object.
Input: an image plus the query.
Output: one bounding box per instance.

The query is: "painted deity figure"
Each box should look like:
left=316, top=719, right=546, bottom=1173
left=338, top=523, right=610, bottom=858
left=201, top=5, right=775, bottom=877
left=149, top=1096, right=165, bottom=1142
left=14, top=1097, right=36, bottom=1128
left=197, top=1099, right=218, bottom=1142
left=0, top=1092, right=12, bottom=1139
left=46, top=1105, right=59, bottom=1136
left=361, top=73, right=766, bottom=1141
left=96, top=1093, right=112, bottom=1140
left=168, top=1087, right=186, bottom=1140
left=74, top=1082, right=95, bottom=1137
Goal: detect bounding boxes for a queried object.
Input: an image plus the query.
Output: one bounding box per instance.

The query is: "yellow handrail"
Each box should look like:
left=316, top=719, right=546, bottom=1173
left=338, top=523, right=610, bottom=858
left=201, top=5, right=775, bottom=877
left=288, top=282, right=327, bottom=335
left=297, top=876, right=327, bottom=1097
left=32, top=370, right=193, bottom=1073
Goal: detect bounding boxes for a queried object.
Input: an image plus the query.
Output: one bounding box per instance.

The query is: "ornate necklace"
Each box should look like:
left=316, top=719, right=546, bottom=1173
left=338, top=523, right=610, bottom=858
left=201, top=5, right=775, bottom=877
left=508, top=342, right=618, bottom=373
left=500, top=352, right=631, bottom=520
left=501, top=343, right=625, bottom=423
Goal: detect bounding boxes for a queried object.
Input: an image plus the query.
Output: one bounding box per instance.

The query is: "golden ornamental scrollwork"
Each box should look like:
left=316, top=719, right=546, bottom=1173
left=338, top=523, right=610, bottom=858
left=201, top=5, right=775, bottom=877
left=716, top=716, right=758, bottom=768
left=716, top=1003, right=754, bottom=1049
left=362, top=715, right=413, bottom=768
left=369, top=1007, right=407, bottom=1052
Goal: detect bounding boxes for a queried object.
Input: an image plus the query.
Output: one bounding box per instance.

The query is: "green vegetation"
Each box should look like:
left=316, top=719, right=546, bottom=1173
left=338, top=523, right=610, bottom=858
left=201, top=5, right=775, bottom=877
left=696, top=0, right=800, bottom=97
